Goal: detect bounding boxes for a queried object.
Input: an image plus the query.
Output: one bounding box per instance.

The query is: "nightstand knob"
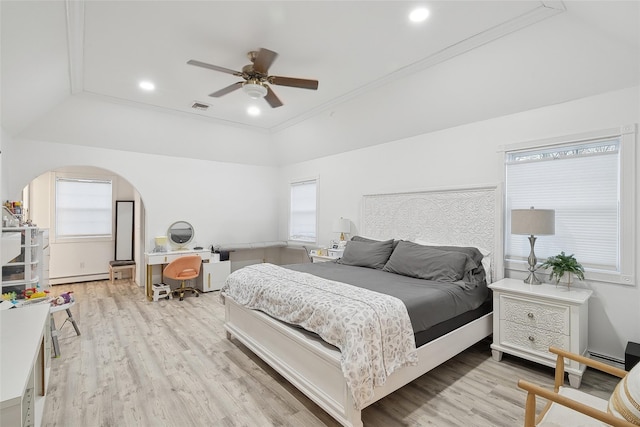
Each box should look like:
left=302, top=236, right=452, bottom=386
left=527, top=312, right=534, bottom=318
left=528, top=336, right=535, bottom=342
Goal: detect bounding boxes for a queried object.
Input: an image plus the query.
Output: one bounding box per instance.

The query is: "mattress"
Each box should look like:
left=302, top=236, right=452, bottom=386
left=285, top=261, right=491, bottom=347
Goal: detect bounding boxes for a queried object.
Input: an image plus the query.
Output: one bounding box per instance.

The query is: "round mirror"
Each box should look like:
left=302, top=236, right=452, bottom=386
left=167, top=221, right=194, bottom=249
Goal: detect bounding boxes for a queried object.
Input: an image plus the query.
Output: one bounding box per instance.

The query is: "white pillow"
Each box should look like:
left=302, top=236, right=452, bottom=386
left=608, top=362, right=640, bottom=424
left=413, top=239, right=493, bottom=284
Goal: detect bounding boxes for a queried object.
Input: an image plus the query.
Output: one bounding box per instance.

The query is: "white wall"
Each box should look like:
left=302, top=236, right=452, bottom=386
left=0, top=128, right=11, bottom=199
left=278, top=86, right=640, bottom=361
left=3, top=139, right=280, bottom=253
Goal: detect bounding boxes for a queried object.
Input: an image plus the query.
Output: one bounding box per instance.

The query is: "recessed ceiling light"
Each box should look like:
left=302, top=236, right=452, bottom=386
left=139, top=81, right=155, bottom=91
left=409, top=7, right=429, bottom=23
left=247, top=106, right=261, bottom=116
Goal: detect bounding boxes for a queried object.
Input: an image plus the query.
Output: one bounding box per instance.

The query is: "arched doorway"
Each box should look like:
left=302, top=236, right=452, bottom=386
left=18, top=165, right=145, bottom=287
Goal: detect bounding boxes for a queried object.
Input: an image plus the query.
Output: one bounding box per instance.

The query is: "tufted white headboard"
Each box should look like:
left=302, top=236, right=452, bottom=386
left=361, top=185, right=503, bottom=281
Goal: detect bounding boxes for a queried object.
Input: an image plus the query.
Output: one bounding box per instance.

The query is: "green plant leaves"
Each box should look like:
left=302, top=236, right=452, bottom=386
left=540, top=251, right=585, bottom=284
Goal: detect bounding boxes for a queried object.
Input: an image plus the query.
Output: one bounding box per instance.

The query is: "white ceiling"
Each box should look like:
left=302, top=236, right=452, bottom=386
left=1, top=1, right=639, bottom=164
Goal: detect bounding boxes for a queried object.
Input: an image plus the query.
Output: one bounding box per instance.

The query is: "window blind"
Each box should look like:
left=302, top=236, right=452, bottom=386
left=289, top=179, right=317, bottom=243
left=56, top=178, right=113, bottom=238
left=505, top=138, right=620, bottom=273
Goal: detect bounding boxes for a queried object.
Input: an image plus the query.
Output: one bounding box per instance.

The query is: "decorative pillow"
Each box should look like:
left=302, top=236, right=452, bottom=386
left=337, top=239, right=395, bottom=269
left=382, top=241, right=477, bottom=283
left=412, top=239, right=488, bottom=285
left=351, top=235, right=401, bottom=250
left=608, top=362, right=640, bottom=425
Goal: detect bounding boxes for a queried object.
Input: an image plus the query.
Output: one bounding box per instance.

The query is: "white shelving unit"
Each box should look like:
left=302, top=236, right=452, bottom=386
left=1, top=227, right=47, bottom=298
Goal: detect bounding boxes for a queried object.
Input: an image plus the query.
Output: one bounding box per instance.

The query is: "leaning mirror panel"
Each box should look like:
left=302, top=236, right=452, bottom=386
left=167, top=221, right=194, bottom=250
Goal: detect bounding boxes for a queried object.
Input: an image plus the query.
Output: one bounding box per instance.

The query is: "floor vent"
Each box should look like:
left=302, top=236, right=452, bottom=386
left=589, top=351, right=625, bottom=370
left=191, top=102, right=210, bottom=111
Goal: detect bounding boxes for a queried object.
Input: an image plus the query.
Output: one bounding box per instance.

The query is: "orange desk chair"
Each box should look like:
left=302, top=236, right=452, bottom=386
left=163, top=255, right=202, bottom=301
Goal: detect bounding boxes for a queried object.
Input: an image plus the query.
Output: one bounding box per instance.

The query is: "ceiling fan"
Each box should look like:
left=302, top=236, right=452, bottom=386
left=187, top=48, right=319, bottom=108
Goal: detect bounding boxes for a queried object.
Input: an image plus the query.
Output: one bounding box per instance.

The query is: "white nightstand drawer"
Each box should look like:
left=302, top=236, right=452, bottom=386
left=500, top=320, right=569, bottom=360
left=501, top=295, right=569, bottom=334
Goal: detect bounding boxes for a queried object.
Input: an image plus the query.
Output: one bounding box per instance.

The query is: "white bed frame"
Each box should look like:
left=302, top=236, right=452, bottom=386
left=224, top=185, right=503, bottom=427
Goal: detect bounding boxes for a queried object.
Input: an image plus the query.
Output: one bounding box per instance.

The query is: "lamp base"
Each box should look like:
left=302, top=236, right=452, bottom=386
left=523, top=270, right=543, bottom=285
left=523, top=234, right=542, bottom=285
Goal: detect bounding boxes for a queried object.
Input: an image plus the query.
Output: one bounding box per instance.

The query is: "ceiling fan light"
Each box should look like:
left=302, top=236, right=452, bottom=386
left=243, top=82, right=268, bottom=99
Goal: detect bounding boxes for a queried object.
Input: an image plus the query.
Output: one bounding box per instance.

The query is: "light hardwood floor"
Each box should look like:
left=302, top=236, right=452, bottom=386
left=44, top=279, right=618, bottom=427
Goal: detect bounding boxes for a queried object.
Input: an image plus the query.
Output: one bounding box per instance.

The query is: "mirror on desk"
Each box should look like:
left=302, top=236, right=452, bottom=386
left=167, top=221, right=194, bottom=250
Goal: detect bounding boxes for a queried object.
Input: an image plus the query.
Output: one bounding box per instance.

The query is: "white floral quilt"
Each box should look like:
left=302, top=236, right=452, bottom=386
left=221, top=263, right=418, bottom=409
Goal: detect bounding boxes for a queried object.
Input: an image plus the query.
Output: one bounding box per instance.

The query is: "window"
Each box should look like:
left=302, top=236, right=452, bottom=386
left=504, top=125, right=635, bottom=285
left=55, top=178, right=113, bottom=239
left=289, top=179, right=317, bottom=243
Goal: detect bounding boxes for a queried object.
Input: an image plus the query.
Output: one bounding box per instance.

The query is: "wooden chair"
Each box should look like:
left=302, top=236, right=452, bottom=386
left=517, top=346, right=637, bottom=427
left=163, top=255, right=201, bottom=301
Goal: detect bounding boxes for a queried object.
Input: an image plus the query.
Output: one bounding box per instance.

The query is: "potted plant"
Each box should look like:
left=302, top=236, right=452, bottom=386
left=540, top=251, right=585, bottom=288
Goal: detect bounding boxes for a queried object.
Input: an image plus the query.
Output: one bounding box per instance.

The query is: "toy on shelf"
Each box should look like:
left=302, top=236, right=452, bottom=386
left=2, top=291, right=17, bottom=302
left=50, top=291, right=74, bottom=306
left=22, top=287, right=49, bottom=300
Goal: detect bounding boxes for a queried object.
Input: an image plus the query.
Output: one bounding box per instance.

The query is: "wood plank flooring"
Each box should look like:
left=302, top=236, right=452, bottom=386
left=43, top=279, right=617, bottom=426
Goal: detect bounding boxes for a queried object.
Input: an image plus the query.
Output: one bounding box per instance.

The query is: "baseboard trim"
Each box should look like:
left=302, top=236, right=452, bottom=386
left=589, top=351, right=625, bottom=370
left=50, top=273, right=109, bottom=285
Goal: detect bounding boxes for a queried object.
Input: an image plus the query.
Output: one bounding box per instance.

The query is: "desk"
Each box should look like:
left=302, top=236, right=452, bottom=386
left=1, top=304, right=51, bottom=427
left=144, top=249, right=212, bottom=298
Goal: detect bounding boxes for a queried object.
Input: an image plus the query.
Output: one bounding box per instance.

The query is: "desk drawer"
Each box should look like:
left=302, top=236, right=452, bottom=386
left=500, top=320, right=569, bottom=360
left=501, top=295, right=569, bottom=334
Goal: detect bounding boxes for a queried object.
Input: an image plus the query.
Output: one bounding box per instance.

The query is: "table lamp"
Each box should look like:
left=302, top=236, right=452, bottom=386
left=333, top=218, right=350, bottom=241
left=511, top=207, right=555, bottom=285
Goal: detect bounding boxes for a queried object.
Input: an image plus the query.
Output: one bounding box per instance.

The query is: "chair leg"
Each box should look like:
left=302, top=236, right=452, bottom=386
left=50, top=314, right=61, bottom=358
left=65, top=308, right=81, bottom=336
left=173, top=280, right=198, bottom=301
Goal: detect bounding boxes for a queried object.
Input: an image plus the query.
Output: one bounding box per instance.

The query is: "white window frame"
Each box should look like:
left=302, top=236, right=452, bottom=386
left=53, top=173, right=115, bottom=243
left=289, top=178, right=318, bottom=244
left=502, top=124, right=636, bottom=286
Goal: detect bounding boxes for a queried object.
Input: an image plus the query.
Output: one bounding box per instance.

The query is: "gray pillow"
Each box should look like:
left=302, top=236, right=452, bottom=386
left=337, top=239, right=395, bottom=269
left=382, top=241, right=477, bottom=282
left=415, top=243, right=486, bottom=285
left=351, top=235, right=401, bottom=250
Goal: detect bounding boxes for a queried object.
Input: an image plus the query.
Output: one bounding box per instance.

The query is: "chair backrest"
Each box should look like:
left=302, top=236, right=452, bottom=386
left=163, top=255, right=202, bottom=280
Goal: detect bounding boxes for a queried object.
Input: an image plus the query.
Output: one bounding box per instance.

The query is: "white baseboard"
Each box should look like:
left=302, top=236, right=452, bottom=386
left=50, top=273, right=109, bottom=285
left=589, top=351, right=625, bottom=370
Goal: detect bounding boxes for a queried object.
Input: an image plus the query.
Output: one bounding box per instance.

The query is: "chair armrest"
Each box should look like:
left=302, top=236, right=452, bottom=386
left=549, top=346, right=628, bottom=378
left=517, top=379, right=636, bottom=427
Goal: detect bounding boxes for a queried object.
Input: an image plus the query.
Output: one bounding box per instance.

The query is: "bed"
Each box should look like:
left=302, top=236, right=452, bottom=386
left=222, top=185, right=503, bottom=427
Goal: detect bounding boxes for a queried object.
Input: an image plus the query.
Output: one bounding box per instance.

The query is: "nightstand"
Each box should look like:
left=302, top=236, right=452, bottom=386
left=310, top=255, right=339, bottom=263
left=489, top=278, right=592, bottom=387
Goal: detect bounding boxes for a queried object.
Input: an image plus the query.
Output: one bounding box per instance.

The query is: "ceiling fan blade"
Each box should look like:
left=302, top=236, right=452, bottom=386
left=187, top=59, right=241, bottom=76
left=270, top=76, right=319, bottom=90
left=264, top=85, right=283, bottom=108
left=253, top=48, right=278, bottom=75
left=209, top=82, right=243, bottom=97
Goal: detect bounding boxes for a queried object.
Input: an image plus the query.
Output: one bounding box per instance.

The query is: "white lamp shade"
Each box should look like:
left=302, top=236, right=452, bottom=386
left=333, top=218, right=350, bottom=234
left=511, top=208, right=555, bottom=235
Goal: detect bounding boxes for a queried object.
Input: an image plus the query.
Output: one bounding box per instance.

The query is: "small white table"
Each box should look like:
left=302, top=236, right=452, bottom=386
left=489, top=278, right=592, bottom=387
left=310, top=255, right=340, bottom=263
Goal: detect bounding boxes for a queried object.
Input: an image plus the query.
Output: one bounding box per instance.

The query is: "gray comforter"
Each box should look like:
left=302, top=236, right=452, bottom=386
left=286, top=261, right=489, bottom=334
